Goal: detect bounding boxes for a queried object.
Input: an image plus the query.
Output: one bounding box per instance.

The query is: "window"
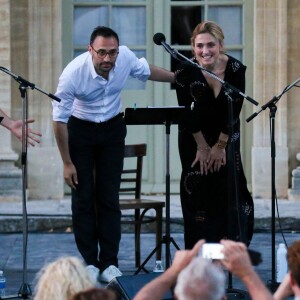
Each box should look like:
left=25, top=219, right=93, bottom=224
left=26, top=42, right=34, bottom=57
left=170, top=0, right=244, bottom=73
left=72, top=0, right=148, bottom=90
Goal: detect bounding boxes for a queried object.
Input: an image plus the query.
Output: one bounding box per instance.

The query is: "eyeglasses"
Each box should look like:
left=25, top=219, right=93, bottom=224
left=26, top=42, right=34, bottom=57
left=90, top=45, right=119, bottom=58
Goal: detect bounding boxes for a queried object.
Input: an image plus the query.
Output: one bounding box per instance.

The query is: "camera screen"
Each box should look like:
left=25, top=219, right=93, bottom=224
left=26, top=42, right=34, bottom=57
left=200, top=243, right=224, bottom=260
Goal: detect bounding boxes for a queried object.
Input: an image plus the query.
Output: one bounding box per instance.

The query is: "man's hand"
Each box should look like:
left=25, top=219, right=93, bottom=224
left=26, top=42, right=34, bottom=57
left=64, top=162, right=78, bottom=189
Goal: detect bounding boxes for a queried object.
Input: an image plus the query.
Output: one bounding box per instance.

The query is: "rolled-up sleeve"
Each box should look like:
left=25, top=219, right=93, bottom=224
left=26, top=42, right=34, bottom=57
left=52, top=72, right=75, bottom=123
left=130, top=57, right=150, bottom=81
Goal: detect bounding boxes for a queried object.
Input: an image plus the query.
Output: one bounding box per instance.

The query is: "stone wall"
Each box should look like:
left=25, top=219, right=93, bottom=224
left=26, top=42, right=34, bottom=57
left=0, top=0, right=22, bottom=200
left=0, top=0, right=64, bottom=200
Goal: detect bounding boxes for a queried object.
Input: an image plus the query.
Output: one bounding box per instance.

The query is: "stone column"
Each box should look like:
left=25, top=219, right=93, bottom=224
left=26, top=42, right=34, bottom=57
left=0, top=0, right=22, bottom=201
left=288, top=153, right=300, bottom=200
left=24, top=0, right=64, bottom=199
left=286, top=2, right=300, bottom=197
left=252, top=0, right=288, bottom=198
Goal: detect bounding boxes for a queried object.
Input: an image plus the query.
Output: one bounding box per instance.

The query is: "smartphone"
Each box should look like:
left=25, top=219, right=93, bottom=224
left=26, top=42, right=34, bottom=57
left=200, top=243, right=224, bottom=260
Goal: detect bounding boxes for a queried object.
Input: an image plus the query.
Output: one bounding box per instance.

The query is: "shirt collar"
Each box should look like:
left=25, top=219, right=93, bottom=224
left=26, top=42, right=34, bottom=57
left=88, top=54, right=98, bottom=79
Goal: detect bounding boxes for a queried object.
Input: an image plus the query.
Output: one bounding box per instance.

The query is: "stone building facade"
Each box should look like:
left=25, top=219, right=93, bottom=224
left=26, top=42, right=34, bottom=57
left=0, top=0, right=299, bottom=201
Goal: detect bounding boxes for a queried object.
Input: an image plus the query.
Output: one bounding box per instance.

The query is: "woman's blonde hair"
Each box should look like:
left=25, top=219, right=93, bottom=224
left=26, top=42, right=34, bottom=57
left=191, top=21, right=225, bottom=53
left=33, top=256, right=94, bottom=300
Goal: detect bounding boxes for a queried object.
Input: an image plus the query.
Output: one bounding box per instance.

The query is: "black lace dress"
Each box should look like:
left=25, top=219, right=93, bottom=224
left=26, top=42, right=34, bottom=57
left=175, top=55, right=254, bottom=249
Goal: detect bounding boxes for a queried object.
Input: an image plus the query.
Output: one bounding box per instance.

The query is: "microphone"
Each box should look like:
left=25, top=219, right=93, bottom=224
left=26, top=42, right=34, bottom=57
left=153, top=32, right=166, bottom=46
left=153, top=33, right=179, bottom=60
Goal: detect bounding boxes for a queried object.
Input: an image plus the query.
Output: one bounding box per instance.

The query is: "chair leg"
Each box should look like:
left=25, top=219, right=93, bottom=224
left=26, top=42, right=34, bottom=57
left=134, top=209, right=141, bottom=268
left=155, top=207, right=163, bottom=260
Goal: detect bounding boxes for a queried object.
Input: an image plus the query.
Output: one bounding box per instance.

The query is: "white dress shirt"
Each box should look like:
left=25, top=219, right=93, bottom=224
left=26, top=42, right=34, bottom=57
left=53, top=45, right=150, bottom=123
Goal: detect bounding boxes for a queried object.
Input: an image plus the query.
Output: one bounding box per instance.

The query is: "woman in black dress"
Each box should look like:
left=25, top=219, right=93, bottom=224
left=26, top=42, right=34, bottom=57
left=175, top=21, right=254, bottom=249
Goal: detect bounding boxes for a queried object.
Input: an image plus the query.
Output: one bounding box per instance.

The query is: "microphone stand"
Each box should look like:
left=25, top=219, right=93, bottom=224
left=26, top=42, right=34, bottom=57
left=155, top=41, right=258, bottom=295
left=0, top=67, right=61, bottom=102
left=246, top=76, right=300, bottom=292
left=0, top=67, right=60, bottom=299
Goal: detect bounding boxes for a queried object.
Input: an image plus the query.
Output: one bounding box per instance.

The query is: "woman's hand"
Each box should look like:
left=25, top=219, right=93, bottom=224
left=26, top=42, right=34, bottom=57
left=207, top=144, right=226, bottom=172
left=191, top=146, right=211, bottom=175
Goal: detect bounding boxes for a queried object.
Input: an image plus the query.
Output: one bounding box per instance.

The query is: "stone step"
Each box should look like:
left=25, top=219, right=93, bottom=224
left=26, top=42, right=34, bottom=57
left=1, top=214, right=300, bottom=233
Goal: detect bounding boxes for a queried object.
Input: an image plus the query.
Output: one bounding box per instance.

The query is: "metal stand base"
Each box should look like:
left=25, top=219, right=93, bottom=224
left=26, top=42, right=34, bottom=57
left=226, top=288, right=250, bottom=299
left=0, top=282, right=32, bottom=300
left=266, top=280, right=280, bottom=293
left=134, top=235, right=180, bottom=275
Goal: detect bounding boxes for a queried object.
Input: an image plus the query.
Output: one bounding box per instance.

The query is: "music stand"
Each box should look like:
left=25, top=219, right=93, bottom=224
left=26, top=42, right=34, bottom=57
left=125, top=107, right=185, bottom=274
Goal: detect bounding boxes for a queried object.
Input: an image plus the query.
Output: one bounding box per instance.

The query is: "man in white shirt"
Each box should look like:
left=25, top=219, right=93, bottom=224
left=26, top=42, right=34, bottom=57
left=53, top=26, right=174, bottom=283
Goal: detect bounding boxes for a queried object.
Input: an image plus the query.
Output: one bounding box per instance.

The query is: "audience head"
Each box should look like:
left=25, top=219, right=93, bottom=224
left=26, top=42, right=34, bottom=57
left=174, top=256, right=226, bottom=300
left=69, top=287, right=116, bottom=300
left=33, top=256, right=94, bottom=300
left=287, top=240, right=300, bottom=287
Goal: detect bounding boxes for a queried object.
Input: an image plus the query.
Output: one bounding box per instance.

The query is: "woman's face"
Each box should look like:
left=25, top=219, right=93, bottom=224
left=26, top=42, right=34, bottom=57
left=193, top=33, right=223, bottom=69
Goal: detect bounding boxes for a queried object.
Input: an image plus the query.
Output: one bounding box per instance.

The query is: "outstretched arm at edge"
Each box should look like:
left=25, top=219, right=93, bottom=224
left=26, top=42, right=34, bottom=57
left=0, top=108, right=41, bottom=146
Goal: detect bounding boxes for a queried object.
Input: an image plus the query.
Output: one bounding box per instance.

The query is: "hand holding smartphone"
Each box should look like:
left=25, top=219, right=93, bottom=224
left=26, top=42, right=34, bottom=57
left=199, top=243, right=224, bottom=260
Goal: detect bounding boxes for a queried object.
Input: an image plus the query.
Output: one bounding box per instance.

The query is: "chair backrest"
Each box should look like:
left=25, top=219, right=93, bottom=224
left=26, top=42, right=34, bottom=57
left=120, top=144, right=147, bottom=199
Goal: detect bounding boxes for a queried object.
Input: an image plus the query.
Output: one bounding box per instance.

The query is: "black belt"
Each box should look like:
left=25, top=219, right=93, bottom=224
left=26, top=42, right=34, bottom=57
left=70, top=113, right=124, bottom=126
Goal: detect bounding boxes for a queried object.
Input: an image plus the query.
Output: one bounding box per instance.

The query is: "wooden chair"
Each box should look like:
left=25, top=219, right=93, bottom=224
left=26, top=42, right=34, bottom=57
left=119, top=144, right=165, bottom=268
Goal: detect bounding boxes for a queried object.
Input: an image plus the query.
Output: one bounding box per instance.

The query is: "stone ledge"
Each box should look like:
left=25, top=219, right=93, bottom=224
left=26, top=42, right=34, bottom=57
left=1, top=216, right=300, bottom=234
